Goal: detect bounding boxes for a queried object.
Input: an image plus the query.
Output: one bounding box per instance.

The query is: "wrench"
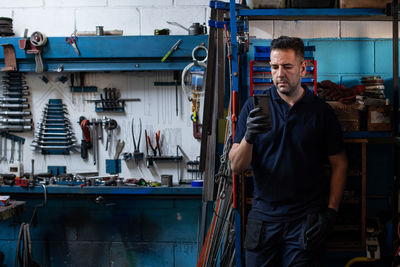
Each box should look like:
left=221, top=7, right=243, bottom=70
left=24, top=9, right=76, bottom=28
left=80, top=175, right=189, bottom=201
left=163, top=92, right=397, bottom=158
left=17, top=140, right=22, bottom=162
left=0, top=135, right=3, bottom=162
left=114, top=139, right=125, bottom=159
left=92, top=118, right=97, bottom=165
left=9, top=139, right=15, bottom=163
left=97, top=119, right=103, bottom=141
left=2, top=137, right=7, bottom=162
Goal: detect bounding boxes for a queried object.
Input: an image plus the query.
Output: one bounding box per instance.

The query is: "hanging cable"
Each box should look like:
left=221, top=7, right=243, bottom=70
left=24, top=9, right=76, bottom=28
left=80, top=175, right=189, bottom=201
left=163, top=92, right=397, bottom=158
left=15, top=184, right=47, bottom=267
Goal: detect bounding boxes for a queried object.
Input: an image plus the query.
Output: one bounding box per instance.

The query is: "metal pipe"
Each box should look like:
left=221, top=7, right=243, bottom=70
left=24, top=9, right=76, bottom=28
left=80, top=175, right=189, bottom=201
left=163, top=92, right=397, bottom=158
left=392, top=0, right=399, bottom=253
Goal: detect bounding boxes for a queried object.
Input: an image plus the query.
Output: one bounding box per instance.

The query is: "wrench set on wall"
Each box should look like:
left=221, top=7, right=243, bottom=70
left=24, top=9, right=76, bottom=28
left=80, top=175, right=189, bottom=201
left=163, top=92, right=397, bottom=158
left=0, top=72, right=32, bottom=132
left=31, top=99, right=78, bottom=154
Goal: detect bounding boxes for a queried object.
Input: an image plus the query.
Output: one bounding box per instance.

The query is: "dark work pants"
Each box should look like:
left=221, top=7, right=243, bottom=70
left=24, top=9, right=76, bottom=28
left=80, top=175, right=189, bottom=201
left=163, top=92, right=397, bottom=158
left=245, top=215, right=324, bottom=267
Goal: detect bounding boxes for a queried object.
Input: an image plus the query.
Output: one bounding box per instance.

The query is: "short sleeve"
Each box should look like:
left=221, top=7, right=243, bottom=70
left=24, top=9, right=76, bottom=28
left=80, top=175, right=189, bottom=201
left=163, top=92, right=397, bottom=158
left=233, top=98, right=253, bottom=144
left=323, top=103, right=345, bottom=155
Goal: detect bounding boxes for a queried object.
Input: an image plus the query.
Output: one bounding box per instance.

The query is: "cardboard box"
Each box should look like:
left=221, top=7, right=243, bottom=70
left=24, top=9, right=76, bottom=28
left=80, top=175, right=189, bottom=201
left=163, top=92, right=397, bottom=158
left=340, top=0, right=391, bottom=9
left=327, top=101, right=361, bottom=131
left=367, top=105, right=392, bottom=131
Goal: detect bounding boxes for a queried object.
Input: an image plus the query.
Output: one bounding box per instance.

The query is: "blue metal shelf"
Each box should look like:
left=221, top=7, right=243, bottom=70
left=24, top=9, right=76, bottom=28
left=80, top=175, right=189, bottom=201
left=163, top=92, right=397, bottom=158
left=343, top=131, right=391, bottom=139
left=0, top=185, right=202, bottom=195
left=0, top=35, right=208, bottom=72
left=238, top=8, right=390, bottom=20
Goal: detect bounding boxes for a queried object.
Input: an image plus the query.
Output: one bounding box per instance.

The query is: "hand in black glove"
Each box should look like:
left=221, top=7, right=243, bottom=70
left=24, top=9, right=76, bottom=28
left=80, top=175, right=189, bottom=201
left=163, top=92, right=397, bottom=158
left=304, top=208, right=337, bottom=250
left=244, top=107, right=271, bottom=144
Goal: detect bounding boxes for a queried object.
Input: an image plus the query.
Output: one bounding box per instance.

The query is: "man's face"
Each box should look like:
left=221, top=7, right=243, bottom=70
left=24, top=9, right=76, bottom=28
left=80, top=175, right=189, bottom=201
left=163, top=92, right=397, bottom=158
left=270, top=49, right=306, bottom=96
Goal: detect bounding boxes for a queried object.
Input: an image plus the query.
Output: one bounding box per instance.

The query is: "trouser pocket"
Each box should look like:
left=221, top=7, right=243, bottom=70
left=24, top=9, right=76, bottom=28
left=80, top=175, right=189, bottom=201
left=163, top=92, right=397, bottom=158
left=244, top=218, right=263, bottom=251
left=300, top=213, right=319, bottom=251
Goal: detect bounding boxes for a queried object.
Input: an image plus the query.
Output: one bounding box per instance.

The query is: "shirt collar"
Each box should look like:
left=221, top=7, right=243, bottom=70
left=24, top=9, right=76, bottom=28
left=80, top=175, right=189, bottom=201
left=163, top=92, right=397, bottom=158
left=270, top=85, right=315, bottom=103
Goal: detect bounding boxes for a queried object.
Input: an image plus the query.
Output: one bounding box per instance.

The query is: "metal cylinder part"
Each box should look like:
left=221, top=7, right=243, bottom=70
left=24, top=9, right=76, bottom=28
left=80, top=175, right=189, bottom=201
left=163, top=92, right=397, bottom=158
left=0, top=111, right=31, bottom=116
left=0, top=125, right=32, bottom=131
left=0, top=103, right=29, bottom=109
left=96, top=26, right=104, bottom=36
left=0, top=97, right=27, bottom=102
left=0, top=118, right=32, bottom=124
left=161, top=174, right=173, bottom=187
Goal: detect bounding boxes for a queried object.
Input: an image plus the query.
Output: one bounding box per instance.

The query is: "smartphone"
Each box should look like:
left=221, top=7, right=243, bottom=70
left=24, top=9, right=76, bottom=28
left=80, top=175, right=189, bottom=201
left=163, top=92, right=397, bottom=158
left=253, top=94, right=271, bottom=119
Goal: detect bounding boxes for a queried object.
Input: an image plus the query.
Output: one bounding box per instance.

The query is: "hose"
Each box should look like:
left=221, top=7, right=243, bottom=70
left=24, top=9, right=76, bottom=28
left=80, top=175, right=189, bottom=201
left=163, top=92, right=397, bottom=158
left=15, top=185, right=47, bottom=267
left=345, top=257, right=376, bottom=267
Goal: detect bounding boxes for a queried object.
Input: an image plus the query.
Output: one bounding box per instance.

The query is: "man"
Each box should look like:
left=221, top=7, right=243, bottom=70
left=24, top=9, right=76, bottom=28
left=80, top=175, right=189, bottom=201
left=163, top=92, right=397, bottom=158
left=229, top=36, right=348, bottom=266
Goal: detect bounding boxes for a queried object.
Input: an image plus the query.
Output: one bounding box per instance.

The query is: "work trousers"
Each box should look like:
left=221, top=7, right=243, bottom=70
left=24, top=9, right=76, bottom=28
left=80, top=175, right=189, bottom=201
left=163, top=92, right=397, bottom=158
left=245, top=214, right=326, bottom=267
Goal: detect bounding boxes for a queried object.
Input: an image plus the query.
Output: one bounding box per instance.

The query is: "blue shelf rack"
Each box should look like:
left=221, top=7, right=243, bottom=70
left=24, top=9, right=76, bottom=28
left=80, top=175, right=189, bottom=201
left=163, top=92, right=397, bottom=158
left=0, top=35, right=208, bottom=72
left=226, top=1, right=397, bottom=266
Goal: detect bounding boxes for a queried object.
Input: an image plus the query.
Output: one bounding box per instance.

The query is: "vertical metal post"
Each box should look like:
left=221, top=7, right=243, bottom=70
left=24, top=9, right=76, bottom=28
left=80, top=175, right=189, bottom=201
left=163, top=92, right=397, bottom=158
left=230, top=0, right=242, bottom=266
left=393, top=0, right=399, bottom=253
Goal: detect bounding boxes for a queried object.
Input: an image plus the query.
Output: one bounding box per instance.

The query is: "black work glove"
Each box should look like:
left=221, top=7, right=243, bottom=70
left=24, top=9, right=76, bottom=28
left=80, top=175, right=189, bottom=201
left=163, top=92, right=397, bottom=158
left=304, top=208, right=337, bottom=250
left=244, top=107, right=271, bottom=144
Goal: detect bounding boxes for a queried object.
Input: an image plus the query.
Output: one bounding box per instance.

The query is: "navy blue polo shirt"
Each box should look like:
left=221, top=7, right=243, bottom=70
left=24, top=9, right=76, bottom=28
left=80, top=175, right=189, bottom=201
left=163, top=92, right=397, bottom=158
left=234, top=87, right=344, bottom=222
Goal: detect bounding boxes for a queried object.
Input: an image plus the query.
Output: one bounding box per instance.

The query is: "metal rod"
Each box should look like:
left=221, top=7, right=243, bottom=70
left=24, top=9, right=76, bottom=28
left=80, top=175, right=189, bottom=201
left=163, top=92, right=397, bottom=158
left=392, top=0, right=399, bottom=254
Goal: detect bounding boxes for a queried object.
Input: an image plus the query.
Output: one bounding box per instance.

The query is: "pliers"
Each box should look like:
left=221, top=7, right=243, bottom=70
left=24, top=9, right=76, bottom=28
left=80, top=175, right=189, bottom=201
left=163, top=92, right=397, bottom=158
left=132, top=118, right=143, bottom=163
left=145, top=130, right=161, bottom=156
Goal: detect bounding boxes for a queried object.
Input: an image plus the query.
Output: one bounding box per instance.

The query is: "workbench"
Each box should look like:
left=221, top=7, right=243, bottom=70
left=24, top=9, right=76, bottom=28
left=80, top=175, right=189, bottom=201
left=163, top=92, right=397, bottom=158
left=0, top=184, right=202, bottom=196
left=0, top=200, right=25, bottom=221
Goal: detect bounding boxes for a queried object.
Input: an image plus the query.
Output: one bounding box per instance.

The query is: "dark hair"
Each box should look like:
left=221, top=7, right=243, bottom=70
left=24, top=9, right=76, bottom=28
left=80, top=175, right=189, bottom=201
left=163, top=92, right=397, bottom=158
left=270, top=36, right=304, bottom=60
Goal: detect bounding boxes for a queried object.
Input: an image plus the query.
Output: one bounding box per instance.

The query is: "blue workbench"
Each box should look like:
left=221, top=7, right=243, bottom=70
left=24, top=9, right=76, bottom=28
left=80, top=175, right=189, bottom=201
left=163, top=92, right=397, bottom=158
left=0, top=184, right=202, bottom=195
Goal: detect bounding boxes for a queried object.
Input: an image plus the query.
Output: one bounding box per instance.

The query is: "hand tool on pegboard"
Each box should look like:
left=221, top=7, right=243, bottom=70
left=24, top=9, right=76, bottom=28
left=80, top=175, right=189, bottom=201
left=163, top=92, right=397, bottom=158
left=145, top=130, right=161, bottom=156
left=91, top=118, right=98, bottom=165
left=0, top=44, right=17, bottom=72
left=85, top=87, right=140, bottom=112
left=19, top=30, right=47, bottom=73
left=103, top=116, right=117, bottom=151
left=174, top=71, right=180, bottom=116
left=161, top=39, right=182, bottom=62
left=113, top=139, right=125, bottom=160
left=65, top=33, right=80, bottom=56
left=79, top=117, right=92, bottom=159
left=31, top=99, right=78, bottom=154
left=131, top=118, right=143, bottom=163
left=128, top=118, right=143, bottom=164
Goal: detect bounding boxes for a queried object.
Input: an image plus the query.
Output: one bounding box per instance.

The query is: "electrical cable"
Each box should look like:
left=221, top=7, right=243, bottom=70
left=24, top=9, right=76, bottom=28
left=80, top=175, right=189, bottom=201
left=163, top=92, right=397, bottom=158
left=15, top=185, right=47, bottom=267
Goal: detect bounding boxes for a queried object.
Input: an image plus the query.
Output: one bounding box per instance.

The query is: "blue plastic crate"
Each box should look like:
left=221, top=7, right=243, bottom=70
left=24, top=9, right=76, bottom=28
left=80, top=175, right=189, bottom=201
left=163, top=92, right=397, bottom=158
left=254, top=45, right=315, bottom=60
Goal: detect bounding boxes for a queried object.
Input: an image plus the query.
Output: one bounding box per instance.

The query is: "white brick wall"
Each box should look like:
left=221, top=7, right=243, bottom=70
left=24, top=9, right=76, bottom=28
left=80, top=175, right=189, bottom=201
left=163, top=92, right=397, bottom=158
left=273, top=21, right=340, bottom=39
left=110, top=0, right=173, bottom=7
left=0, top=1, right=394, bottom=38
left=45, top=0, right=107, bottom=7
left=13, top=8, right=75, bottom=37
left=341, top=21, right=394, bottom=38
left=0, top=0, right=43, bottom=8
left=175, top=0, right=209, bottom=6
